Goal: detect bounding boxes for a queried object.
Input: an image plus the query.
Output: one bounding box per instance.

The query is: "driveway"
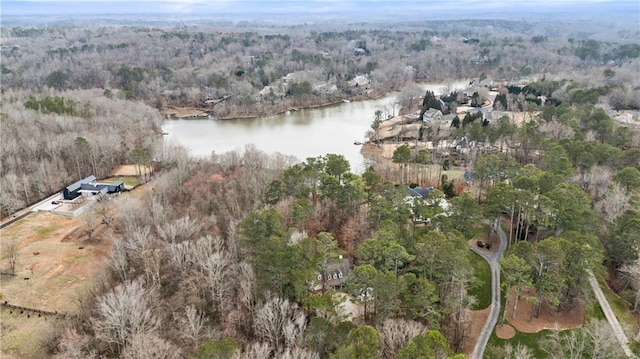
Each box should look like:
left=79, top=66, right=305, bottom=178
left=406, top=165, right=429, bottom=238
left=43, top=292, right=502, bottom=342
left=587, top=271, right=635, bottom=357
left=30, top=192, right=63, bottom=212
left=470, top=218, right=508, bottom=359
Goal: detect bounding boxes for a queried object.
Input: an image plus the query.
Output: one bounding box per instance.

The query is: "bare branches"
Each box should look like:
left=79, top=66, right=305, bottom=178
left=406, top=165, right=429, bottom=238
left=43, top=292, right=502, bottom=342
left=158, top=216, right=202, bottom=243
left=594, top=182, right=630, bottom=224
left=91, top=280, right=160, bottom=352
left=254, top=296, right=306, bottom=352
left=619, top=259, right=640, bottom=312
left=241, top=342, right=272, bottom=359
left=57, top=328, right=96, bottom=359
left=542, top=319, right=625, bottom=359
left=175, top=306, right=207, bottom=350
left=379, top=319, right=426, bottom=359
left=121, top=333, right=182, bottom=359
left=3, top=240, right=19, bottom=276
left=107, top=237, right=129, bottom=282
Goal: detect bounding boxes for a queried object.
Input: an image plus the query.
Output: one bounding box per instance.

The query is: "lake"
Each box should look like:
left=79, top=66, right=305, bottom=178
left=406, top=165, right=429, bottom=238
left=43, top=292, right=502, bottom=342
left=162, top=80, right=468, bottom=173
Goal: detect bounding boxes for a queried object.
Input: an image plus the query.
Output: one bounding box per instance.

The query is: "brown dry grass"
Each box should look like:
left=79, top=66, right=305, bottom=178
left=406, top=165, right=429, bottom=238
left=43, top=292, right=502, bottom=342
left=112, top=164, right=153, bottom=177
left=0, top=197, right=126, bottom=358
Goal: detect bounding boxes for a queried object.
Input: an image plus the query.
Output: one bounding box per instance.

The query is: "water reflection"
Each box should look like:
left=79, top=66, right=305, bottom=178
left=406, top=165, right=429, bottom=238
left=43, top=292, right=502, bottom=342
left=162, top=81, right=467, bottom=173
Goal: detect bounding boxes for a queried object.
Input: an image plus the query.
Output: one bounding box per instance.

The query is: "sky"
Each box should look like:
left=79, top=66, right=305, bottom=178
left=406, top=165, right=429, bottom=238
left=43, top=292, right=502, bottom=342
left=1, top=0, right=638, bottom=19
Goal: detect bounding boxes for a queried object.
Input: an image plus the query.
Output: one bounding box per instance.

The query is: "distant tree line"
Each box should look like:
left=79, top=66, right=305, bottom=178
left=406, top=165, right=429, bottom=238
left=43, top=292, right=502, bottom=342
left=0, top=89, right=161, bottom=217
left=1, top=20, right=638, bottom=120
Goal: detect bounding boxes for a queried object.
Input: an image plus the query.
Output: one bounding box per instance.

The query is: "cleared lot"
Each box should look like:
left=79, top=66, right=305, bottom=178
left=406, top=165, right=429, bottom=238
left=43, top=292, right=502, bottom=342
left=0, top=207, right=115, bottom=358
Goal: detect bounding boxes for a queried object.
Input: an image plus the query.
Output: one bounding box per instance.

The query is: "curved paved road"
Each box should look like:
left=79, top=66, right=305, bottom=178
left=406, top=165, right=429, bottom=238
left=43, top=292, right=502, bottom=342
left=587, top=271, right=635, bottom=357
left=470, top=218, right=508, bottom=359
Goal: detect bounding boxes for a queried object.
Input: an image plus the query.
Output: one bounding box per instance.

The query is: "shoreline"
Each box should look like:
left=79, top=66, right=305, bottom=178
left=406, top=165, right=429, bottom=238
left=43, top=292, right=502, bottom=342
left=161, top=78, right=472, bottom=121
left=162, top=92, right=388, bottom=121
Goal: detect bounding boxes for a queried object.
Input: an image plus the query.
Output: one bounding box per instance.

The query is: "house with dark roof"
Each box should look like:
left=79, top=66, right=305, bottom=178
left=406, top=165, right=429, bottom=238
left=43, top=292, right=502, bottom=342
left=63, top=175, right=125, bottom=200
left=63, top=175, right=97, bottom=200
left=315, top=257, right=353, bottom=290
left=406, top=186, right=434, bottom=199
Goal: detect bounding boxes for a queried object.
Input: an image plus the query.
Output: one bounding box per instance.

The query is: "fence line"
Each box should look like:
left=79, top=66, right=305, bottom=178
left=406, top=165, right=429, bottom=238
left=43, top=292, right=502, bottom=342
left=1, top=301, right=66, bottom=318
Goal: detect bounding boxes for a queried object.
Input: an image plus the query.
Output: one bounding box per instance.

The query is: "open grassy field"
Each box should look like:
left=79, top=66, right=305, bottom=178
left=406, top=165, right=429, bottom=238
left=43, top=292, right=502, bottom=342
left=102, top=175, right=141, bottom=188
left=0, top=208, right=116, bottom=358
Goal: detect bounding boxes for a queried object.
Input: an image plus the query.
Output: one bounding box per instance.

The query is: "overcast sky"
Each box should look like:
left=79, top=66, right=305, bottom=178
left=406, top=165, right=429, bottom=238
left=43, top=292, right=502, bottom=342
left=2, top=0, right=638, bottom=18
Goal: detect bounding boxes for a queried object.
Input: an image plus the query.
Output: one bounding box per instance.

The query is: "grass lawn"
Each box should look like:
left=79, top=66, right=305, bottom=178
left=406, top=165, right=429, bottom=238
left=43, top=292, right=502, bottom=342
left=596, top=275, right=639, bottom=338
left=34, top=223, right=59, bottom=238
left=443, top=167, right=465, bottom=180
left=469, top=251, right=492, bottom=310
left=584, top=289, right=606, bottom=321
left=487, top=329, right=551, bottom=358
left=101, top=176, right=141, bottom=188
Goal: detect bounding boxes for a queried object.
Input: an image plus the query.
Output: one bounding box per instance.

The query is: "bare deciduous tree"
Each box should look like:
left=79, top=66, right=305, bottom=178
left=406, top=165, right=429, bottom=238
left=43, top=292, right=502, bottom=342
left=158, top=216, right=202, bottom=243
left=594, top=183, right=630, bottom=224
left=123, top=226, right=154, bottom=255
left=4, top=240, right=18, bottom=276
left=254, top=296, right=306, bottom=351
left=107, top=238, right=129, bottom=282
left=191, top=235, right=230, bottom=313
left=96, top=194, right=113, bottom=228
left=121, top=333, right=182, bottom=359
left=619, top=259, right=640, bottom=312
left=122, top=225, right=163, bottom=285
left=503, top=342, right=534, bottom=359
left=57, top=327, right=96, bottom=359
left=542, top=319, right=624, bottom=359
left=91, top=280, right=160, bottom=352
left=148, top=196, right=171, bottom=232
left=167, top=241, right=192, bottom=274
left=379, top=319, right=426, bottom=359
left=572, top=165, right=612, bottom=200
left=278, top=347, right=320, bottom=359
left=142, top=249, right=163, bottom=288
left=241, top=342, right=272, bottom=359
left=82, top=205, right=97, bottom=241
left=238, top=261, right=256, bottom=311
left=175, top=305, right=206, bottom=350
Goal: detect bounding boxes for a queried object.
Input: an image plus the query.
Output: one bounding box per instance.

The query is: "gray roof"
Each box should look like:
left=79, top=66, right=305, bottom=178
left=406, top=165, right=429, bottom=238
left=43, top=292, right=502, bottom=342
left=317, top=258, right=353, bottom=287
left=66, top=175, right=97, bottom=192
left=406, top=186, right=434, bottom=199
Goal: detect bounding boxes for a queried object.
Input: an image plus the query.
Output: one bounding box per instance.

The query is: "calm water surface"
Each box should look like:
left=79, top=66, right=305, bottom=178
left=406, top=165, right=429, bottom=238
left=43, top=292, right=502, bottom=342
left=162, top=81, right=467, bottom=173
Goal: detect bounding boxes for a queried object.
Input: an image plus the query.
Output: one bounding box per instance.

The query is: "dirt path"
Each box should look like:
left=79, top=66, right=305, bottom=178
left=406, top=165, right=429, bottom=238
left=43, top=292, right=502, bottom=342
left=588, top=271, right=635, bottom=357
left=470, top=218, right=508, bottom=359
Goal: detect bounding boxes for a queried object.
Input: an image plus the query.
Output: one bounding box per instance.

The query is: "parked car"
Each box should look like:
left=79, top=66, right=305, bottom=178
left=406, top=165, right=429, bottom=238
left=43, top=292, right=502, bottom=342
left=476, top=241, right=485, bottom=248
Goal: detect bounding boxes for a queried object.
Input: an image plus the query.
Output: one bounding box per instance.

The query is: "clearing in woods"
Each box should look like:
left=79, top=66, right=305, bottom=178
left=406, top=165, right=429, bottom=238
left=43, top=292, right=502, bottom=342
left=0, top=184, right=148, bottom=358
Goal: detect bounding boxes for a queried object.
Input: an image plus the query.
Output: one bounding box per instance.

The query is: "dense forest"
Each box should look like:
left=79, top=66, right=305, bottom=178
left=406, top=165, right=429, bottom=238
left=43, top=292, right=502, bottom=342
left=1, top=15, right=640, bottom=359
left=1, top=18, right=639, bottom=118
left=50, top=113, right=640, bottom=358
left=1, top=18, right=639, bottom=217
